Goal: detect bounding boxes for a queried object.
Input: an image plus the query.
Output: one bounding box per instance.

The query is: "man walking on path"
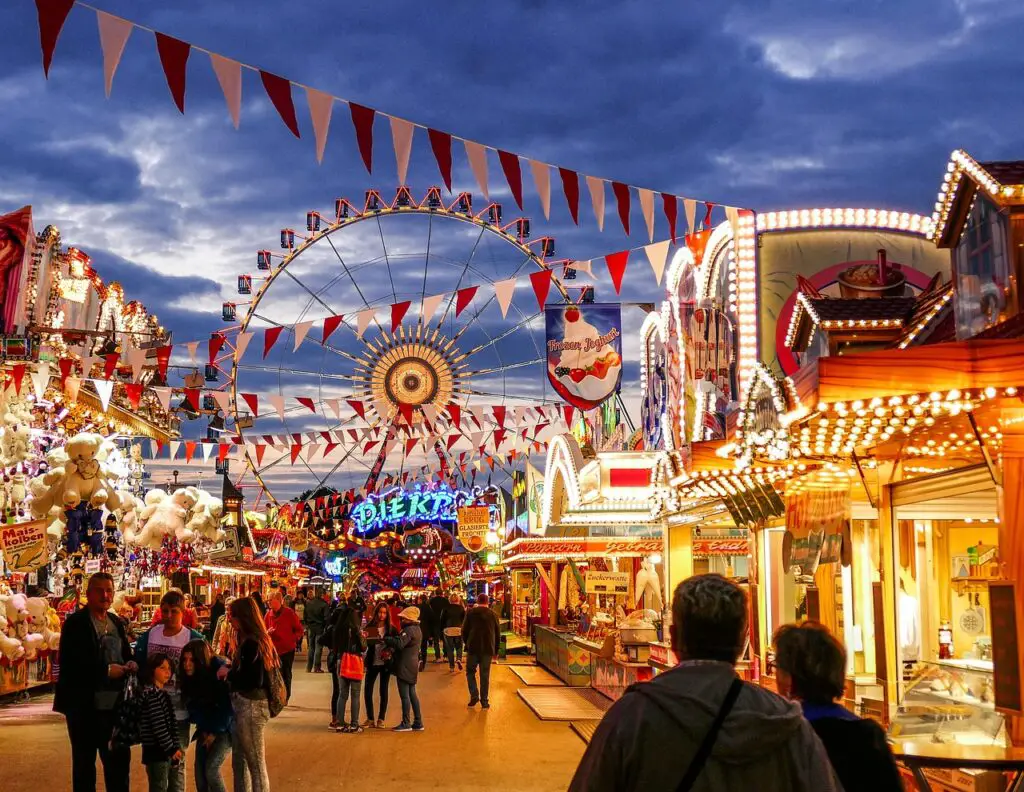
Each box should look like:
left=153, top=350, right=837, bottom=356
left=266, top=588, right=304, bottom=698
left=303, top=587, right=329, bottom=672
left=429, top=588, right=449, bottom=663
left=462, top=593, right=501, bottom=709
left=54, top=572, right=137, bottom=792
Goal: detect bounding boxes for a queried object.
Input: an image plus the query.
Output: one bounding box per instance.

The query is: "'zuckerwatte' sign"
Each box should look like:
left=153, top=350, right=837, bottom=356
left=351, top=485, right=474, bottom=534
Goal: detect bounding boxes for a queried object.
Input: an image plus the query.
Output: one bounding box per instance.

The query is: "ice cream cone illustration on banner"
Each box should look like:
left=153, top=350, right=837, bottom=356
left=545, top=303, right=623, bottom=410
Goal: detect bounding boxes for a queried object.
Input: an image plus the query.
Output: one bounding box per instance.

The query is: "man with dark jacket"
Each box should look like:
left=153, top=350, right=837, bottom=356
left=54, top=572, right=137, bottom=792
left=303, top=588, right=329, bottom=673
left=569, top=574, right=840, bottom=792
left=462, top=593, right=501, bottom=709
left=429, top=588, right=449, bottom=663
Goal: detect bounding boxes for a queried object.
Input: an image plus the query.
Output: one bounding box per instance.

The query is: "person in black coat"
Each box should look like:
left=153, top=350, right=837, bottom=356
left=462, top=593, right=501, bottom=708
left=53, top=572, right=137, bottom=792
left=773, top=621, right=903, bottom=792
left=429, top=589, right=449, bottom=663
left=416, top=594, right=437, bottom=669
left=206, top=592, right=225, bottom=642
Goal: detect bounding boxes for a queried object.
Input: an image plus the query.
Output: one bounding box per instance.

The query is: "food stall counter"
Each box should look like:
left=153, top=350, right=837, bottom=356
left=534, top=625, right=593, bottom=687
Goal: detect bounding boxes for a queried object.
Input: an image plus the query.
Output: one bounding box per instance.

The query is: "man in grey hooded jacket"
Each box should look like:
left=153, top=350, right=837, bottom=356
left=569, top=574, right=842, bottom=792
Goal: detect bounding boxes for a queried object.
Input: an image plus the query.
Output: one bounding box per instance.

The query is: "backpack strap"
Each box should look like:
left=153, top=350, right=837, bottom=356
left=676, top=677, right=743, bottom=792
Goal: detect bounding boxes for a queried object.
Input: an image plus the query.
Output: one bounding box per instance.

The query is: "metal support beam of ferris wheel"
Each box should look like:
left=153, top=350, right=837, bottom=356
left=361, top=421, right=399, bottom=494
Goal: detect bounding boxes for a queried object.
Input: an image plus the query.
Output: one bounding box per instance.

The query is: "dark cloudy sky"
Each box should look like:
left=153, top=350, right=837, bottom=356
left=2, top=0, right=1021, bottom=499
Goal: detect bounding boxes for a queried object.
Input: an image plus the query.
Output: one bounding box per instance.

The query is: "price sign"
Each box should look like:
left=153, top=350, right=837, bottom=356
left=585, top=570, right=630, bottom=595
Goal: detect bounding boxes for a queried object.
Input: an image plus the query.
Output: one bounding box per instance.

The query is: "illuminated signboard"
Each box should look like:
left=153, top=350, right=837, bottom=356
left=351, top=485, right=473, bottom=534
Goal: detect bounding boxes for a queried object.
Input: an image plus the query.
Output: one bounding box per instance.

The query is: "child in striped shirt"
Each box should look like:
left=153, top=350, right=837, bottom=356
left=140, top=653, right=183, bottom=792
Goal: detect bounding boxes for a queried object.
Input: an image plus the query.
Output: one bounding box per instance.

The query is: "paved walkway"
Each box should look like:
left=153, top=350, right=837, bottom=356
left=1, top=657, right=586, bottom=791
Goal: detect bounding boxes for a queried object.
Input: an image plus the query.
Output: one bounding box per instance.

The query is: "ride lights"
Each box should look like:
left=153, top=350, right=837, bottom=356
left=485, top=529, right=499, bottom=547
left=257, top=250, right=272, bottom=270
left=486, top=551, right=499, bottom=566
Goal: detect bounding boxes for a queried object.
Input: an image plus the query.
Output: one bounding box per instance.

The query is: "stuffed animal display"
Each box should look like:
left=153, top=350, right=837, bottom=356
left=0, top=591, right=57, bottom=662
left=0, top=398, right=33, bottom=469
left=123, top=486, right=222, bottom=549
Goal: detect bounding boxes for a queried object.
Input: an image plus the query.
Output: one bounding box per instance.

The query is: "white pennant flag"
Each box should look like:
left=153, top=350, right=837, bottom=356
left=209, top=54, right=242, bottom=129
left=125, top=346, right=148, bottom=381
left=473, top=460, right=482, bottom=472
left=30, top=363, right=50, bottom=401
left=470, top=406, right=488, bottom=427
left=389, top=116, right=414, bottom=185
left=293, top=320, right=314, bottom=351
left=169, top=441, right=181, bottom=460
left=464, top=140, right=490, bottom=200
left=725, top=206, right=741, bottom=244
left=638, top=188, right=656, bottom=242
left=493, top=278, right=517, bottom=318
left=235, top=331, right=254, bottom=360
left=529, top=160, right=551, bottom=220
left=644, top=240, right=671, bottom=285
left=469, top=431, right=484, bottom=449
left=306, top=88, right=334, bottom=164
left=573, top=259, right=593, bottom=279
left=201, top=442, right=215, bottom=462
left=185, top=341, right=200, bottom=363
left=210, top=390, right=232, bottom=414
left=513, top=406, right=526, bottom=427
left=422, top=404, right=438, bottom=427
left=373, top=401, right=390, bottom=423
left=325, top=398, right=343, bottom=420
left=421, top=294, right=444, bottom=324
left=304, top=443, right=319, bottom=462
left=356, top=308, right=375, bottom=339
left=96, top=10, right=132, bottom=98
left=586, top=176, right=606, bottom=231
left=152, top=386, right=172, bottom=411
left=81, top=355, right=101, bottom=378
left=268, top=395, right=286, bottom=420
left=92, top=379, right=114, bottom=411
left=65, top=376, right=81, bottom=403
left=684, top=198, right=697, bottom=235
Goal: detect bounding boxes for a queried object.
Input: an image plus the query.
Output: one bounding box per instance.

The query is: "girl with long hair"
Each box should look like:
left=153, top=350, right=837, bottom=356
left=226, top=597, right=277, bottom=792
left=180, top=640, right=233, bottom=792
left=361, top=601, right=397, bottom=729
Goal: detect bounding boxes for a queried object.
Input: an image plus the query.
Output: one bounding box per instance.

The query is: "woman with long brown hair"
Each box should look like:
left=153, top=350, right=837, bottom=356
left=225, top=597, right=277, bottom=791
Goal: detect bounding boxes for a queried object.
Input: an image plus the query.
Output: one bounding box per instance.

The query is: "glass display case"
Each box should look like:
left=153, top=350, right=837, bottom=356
left=890, top=659, right=1006, bottom=747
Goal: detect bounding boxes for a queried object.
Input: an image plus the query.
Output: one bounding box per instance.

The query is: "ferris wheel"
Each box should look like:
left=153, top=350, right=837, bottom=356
left=226, top=186, right=570, bottom=506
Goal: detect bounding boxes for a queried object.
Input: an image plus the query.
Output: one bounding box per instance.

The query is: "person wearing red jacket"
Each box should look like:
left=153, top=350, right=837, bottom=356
left=266, top=589, right=304, bottom=699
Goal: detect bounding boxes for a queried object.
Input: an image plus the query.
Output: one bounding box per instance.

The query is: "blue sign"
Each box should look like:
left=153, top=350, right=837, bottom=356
left=350, top=485, right=471, bottom=534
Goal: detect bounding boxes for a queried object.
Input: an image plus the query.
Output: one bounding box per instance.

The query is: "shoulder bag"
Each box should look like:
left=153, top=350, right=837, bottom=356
left=676, top=677, right=743, bottom=792
left=110, top=674, right=142, bottom=749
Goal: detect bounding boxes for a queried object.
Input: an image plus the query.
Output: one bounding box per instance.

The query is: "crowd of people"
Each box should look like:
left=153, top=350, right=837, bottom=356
left=56, top=575, right=505, bottom=792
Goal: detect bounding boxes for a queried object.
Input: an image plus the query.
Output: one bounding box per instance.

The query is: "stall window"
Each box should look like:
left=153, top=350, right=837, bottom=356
left=954, top=197, right=1010, bottom=338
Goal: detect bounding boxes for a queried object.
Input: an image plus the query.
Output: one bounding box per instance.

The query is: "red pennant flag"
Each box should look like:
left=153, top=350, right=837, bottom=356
left=290, top=444, right=302, bottom=464
left=155, top=345, right=172, bottom=379
left=398, top=403, right=413, bottom=424
left=296, top=397, right=317, bottom=413
left=401, top=472, right=409, bottom=485
left=58, top=357, right=74, bottom=384
left=184, top=388, right=201, bottom=410
left=562, top=404, right=574, bottom=427
left=155, top=33, right=190, bottom=113
left=529, top=269, right=553, bottom=310
left=260, top=70, right=301, bottom=138
left=323, top=442, right=339, bottom=457
left=460, top=463, right=467, bottom=475
left=662, top=193, right=678, bottom=242
left=184, top=441, right=197, bottom=462
left=493, top=405, right=506, bottom=427
left=263, top=326, right=284, bottom=358
left=498, top=150, right=523, bottom=210
left=455, top=286, right=478, bottom=318
left=446, top=403, right=461, bottom=427
left=559, top=167, right=580, bottom=225
left=405, top=438, right=418, bottom=456
left=35, top=0, right=76, bottom=78
left=218, top=444, right=231, bottom=463
left=241, top=393, right=259, bottom=416
left=322, top=314, right=344, bottom=345
left=103, top=353, right=120, bottom=379
left=427, top=128, right=453, bottom=191
left=612, top=181, right=631, bottom=235
left=10, top=364, right=26, bottom=395
left=349, top=102, right=375, bottom=173
left=209, top=333, right=226, bottom=364
left=534, top=441, right=542, bottom=453
left=262, top=435, right=276, bottom=446
left=254, top=444, right=267, bottom=466
left=493, top=428, right=507, bottom=448
left=605, top=250, right=629, bottom=294
left=391, top=300, right=411, bottom=331
left=124, top=383, right=143, bottom=410
left=347, top=429, right=359, bottom=442
left=446, top=434, right=459, bottom=451
left=486, top=456, right=495, bottom=471
left=363, top=440, right=379, bottom=455
left=347, top=400, right=365, bottom=419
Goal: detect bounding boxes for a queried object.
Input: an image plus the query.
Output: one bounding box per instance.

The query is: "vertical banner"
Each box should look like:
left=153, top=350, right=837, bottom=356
left=545, top=303, right=622, bottom=411
left=0, top=206, right=35, bottom=333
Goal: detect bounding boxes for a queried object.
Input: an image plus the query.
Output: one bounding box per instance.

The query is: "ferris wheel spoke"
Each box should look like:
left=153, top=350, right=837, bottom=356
left=281, top=266, right=341, bottom=318
left=324, top=234, right=385, bottom=337
left=235, top=363, right=365, bottom=384
left=453, top=387, right=561, bottom=404
left=460, top=311, right=542, bottom=359
left=435, top=224, right=487, bottom=329
left=418, top=212, right=433, bottom=325
left=450, top=249, right=538, bottom=343
left=469, top=358, right=544, bottom=377
left=377, top=215, right=398, bottom=303
left=253, top=451, right=290, bottom=477
left=249, top=312, right=363, bottom=364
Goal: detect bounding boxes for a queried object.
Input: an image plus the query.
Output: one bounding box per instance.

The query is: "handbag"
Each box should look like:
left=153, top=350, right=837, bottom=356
left=339, top=651, right=364, bottom=681
left=110, top=674, right=142, bottom=749
left=676, top=677, right=743, bottom=791
left=261, top=653, right=288, bottom=718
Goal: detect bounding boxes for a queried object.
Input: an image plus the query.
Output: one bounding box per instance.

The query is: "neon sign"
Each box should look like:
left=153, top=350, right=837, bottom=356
left=350, top=486, right=471, bottom=534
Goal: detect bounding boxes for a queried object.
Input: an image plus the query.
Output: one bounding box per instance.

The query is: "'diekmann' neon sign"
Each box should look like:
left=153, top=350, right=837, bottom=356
left=350, top=485, right=470, bottom=534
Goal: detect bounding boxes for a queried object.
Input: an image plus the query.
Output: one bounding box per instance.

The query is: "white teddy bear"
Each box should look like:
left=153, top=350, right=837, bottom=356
left=185, top=487, right=225, bottom=542
left=128, top=487, right=198, bottom=549
left=24, top=597, right=60, bottom=651
left=0, top=398, right=33, bottom=469
left=0, top=609, right=25, bottom=661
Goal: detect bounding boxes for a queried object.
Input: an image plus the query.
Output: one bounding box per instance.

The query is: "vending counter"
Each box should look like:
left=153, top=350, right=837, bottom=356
left=534, top=625, right=593, bottom=687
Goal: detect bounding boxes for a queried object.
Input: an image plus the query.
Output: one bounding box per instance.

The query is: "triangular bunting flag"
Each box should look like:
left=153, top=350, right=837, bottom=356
left=529, top=269, right=553, bottom=310
left=290, top=444, right=302, bottom=464
left=455, top=286, right=478, bottom=318
left=36, top=0, right=77, bottom=77
left=398, top=403, right=413, bottom=425
left=306, top=88, right=333, bottom=163
left=347, top=400, right=366, bottom=420
left=268, top=395, right=286, bottom=420
left=218, top=443, right=231, bottom=463
left=96, top=10, right=132, bottom=97
left=184, top=341, right=199, bottom=364
left=529, top=160, right=551, bottom=220
left=427, top=128, right=453, bottom=191
left=446, top=403, right=461, bottom=428
left=559, top=167, right=580, bottom=225
left=421, top=294, right=444, bottom=324
left=241, top=392, right=258, bottom=416
left=58, top=357, right=73, bottom=385
left=639, top=188, right=656, bottom=241
left=155, top=33, right=190, bottom=113
left=562, top=404, right=574, bottom=426
left=586, top=176, right=605, bottom=231
left=155, top=345, right=172, bottom=379
left=325, top=398, right=343, bottom=420
left=186, top=441, right=199, bottom=462
left=405, top=438, right=418, bottom=457
left=304, top=443, right=319, bottom=462
left=202, top=442, right=215, bottom=463
left=322, top=315, right=344, bottom=345
left=209, top=53, right=242, bottom=129
left=356, top=308, right=375, bottom=339
left=446, top=433, right=460, bottom=451
left=235, top=331, right=253, bottom=359
left=91, top=378, right=113, bottom=411
left=391, top=300, right=411, bottom=332
left=293, top=320, right=313, bottom=351
left=349, top=102, right=375, bottom=173
left=612, top=181, right=631, bottom=235
left=260, top=70, right=301, bottom=138
left=493, top=278, right=516, bottom=319
left=184, top=387, right=201, bottom=411
left=464, top=140, right=489, bottom=200
left=64, top=375, right=80, bottom=403
left=30, top=363, right=50, bottom=401
left=152, top=386, right=171, bottom=411
left=263, top=326, right=284, bottom=358
left=389, top=116, right=414, bottom=184
left=103, top=352, right=120, bottom=379
left=662, top=193, right=678, bottom=242
left=605, top=251, right=629, bottom=294
left=208, top=333, right=226, bottom=364
left=497, top=150, right=523, bottom=210
left=684, top=198, right=697, bottom=235
left=573, top=259, right=593, bottom=279
left=10, top=364, right=26, bottom=395
left=493, top=405, right=506, bottom=427
left=645, top=240, right=671, bottom=285
left=254, top=443, right=266, bottom=466
left=168, top=440, right=180, bottom=460
left=296, top=396, right=317, bottom=413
